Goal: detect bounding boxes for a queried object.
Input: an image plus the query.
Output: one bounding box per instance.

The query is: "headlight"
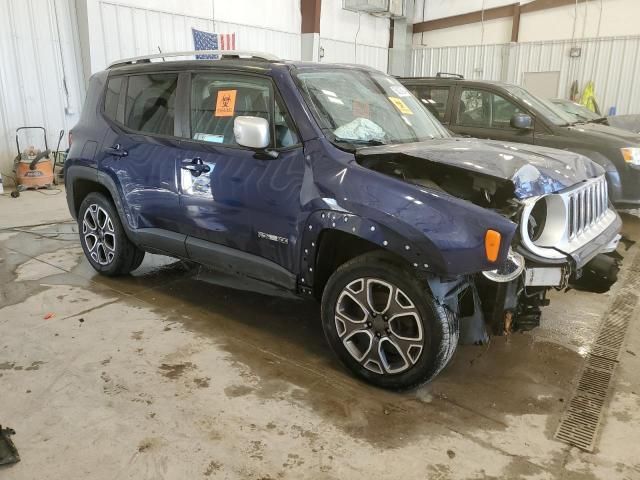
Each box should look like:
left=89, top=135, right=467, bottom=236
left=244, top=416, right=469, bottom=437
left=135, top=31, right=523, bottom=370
left=621, top=147, right=640, bottom=166
left=482, top=247, right=525, bottom=283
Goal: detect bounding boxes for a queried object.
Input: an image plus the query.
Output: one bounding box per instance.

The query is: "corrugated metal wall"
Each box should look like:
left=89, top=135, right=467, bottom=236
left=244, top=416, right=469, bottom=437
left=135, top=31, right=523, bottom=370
left=411, top=43, right=508, bottom=81
left=99, top=1, right=302, bottom=63
left=411, top=35, right=640, bottom=115
left=0, top=0, right=84, bottom=179
left=320, top=38, right=389, bottom=72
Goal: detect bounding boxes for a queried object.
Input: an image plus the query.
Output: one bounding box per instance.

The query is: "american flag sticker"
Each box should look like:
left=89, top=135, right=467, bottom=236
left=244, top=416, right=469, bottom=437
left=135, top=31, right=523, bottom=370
left=192, top=28, right=236, bottom=59
left=219, top=33, right=236, bottom=50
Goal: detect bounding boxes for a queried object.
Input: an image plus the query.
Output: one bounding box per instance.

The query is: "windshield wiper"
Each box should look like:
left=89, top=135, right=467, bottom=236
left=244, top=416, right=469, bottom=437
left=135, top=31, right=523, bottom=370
left=333, top=137, right=387, bottom=146
left=587, top=117, right=608, bottom=124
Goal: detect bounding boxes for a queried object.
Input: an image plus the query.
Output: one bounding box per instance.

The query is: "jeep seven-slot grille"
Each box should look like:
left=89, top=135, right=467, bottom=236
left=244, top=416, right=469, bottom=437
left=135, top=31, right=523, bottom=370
left=568, top=176, right=608, bottom=239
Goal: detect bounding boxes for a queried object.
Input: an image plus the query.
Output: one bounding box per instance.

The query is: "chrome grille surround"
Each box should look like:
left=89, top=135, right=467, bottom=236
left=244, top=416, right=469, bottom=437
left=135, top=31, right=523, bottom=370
left=520, top=176, right=616, bottom=261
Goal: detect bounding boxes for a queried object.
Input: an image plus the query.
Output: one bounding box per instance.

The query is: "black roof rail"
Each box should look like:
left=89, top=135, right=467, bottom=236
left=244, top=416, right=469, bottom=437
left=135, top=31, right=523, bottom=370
left=436, top=72, right=464, bottom=79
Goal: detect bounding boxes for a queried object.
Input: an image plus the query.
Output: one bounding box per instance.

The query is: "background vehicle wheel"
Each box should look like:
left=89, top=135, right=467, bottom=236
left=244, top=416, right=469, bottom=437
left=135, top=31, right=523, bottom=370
left=78, top=192, right=145, bottom=276
left=321, top=251, right=458, bottom=390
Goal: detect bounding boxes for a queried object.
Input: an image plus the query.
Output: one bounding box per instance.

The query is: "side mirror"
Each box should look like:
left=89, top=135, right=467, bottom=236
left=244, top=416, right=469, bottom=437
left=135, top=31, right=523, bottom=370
left=510, top=113, right=533, bottom=130
left=234, top=116, right=270, bottom=149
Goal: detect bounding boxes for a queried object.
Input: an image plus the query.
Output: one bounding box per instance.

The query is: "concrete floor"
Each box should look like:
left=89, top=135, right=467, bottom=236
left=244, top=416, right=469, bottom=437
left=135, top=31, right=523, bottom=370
left=1, top=188, right=640, bottom=480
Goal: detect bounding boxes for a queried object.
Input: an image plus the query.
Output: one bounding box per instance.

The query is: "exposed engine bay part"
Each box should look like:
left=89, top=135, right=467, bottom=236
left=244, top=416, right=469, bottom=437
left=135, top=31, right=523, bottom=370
left=358, top=155, right=517, bottom=212
left=426, top=273, right=550, bottom=344
left=426, top=276, right=489, bottom=345
left=0, top=425, right=19, bottom=465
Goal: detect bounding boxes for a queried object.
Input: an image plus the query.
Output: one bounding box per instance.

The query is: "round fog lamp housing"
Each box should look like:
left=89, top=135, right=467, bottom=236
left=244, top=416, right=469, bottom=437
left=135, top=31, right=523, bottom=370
left=482, top=248, right=525, bottom=283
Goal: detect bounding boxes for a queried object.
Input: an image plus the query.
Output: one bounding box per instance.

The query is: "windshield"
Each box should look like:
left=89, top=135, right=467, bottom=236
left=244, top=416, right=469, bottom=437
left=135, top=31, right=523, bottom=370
left=502, top=84, right=576, bottom=126
left=551, top=100, right=601, bottom=122
left=294, top=68, right=450, bottom=145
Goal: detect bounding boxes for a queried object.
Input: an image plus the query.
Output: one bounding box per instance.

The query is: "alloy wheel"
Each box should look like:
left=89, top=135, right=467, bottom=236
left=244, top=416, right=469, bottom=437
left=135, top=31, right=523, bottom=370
left=334, top=278, right=425, bottom=375
left=82, top=204, right=116, bottom=266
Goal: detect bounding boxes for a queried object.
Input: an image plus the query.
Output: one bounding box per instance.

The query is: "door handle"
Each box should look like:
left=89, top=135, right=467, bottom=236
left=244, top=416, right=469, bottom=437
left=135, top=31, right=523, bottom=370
left=105, top=144, right=128, bottom=157
left=181, top=157, right=211, bottom=177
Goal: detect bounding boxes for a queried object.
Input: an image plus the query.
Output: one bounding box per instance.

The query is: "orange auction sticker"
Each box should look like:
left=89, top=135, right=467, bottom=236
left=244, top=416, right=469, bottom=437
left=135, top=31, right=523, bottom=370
left=215, top=90, right=237, bottom=117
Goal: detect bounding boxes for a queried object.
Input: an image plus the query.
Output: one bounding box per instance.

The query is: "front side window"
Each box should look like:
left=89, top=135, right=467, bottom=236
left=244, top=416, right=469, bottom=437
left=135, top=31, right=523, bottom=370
left=190, top=73, right=298, bottom=148
left=124, top=74, right=178, bottom=136
left=295, top=69, right=449, bottom=145
left=458, top=89, right=524, bottom=129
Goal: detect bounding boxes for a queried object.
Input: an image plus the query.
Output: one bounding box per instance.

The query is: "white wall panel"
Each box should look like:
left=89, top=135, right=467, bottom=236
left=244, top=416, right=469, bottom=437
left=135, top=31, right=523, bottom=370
left=505, top=36, right=640, bottom=115
left=215, top=20, right=301, bottom=61
left=319, top=0, right=389, bottom=71
left=415, top=0, right=640, bottom=47
left=320, top=38, right=388, bottom=72
left=410, top=35, right=640, bottom=115
left=97, top=1, right=301, bottom=65
left=0, top=0, right=84, bottom=181
left=213, top=0, right=300, bottom=34
left=411, top=43, right=508, bottom=80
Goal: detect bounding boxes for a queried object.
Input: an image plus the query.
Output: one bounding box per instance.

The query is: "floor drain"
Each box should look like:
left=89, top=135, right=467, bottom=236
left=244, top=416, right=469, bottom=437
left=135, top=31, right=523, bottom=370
left=555, top=251, right=640, bottom=452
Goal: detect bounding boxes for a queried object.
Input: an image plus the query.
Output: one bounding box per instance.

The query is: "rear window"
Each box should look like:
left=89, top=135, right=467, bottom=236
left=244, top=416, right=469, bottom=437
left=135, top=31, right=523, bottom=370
left=408, top=85, right=450, bottom=122
left=124, top=74, right=178, bottom=136
left=104, top=77, right=122, bottom=121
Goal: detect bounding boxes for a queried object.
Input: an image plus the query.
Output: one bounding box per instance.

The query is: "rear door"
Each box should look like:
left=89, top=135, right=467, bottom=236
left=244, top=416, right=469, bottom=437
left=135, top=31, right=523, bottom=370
left=451, top=86, right=535, bottom=144
left=99, top=72, right=185, bottom=243
left=175, top=70, right=305, bottom=276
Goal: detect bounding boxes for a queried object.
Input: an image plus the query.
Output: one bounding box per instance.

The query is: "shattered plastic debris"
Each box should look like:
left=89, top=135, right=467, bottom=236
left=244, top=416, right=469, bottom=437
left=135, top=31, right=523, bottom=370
left=43, top=313, right=55, bottom=320
left=0, top=426, right=19, bottom=465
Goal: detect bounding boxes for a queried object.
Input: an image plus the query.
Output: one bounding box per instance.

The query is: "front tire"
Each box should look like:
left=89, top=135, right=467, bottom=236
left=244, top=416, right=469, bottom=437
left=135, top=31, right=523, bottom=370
left=78, top=192, right=145, bottom=276
left=321, top=252, right=458, bottom=390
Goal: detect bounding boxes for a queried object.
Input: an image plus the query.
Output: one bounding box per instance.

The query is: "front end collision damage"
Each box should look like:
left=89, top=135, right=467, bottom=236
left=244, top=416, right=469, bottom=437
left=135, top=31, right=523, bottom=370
left=298, top=139, right=523, bottom=344
left=315, top=139, right=622, bottom=343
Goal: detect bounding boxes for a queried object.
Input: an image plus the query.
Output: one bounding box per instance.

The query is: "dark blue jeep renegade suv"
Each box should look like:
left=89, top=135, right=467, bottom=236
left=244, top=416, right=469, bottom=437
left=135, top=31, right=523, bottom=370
left=66, top=52, right=621, bottom=389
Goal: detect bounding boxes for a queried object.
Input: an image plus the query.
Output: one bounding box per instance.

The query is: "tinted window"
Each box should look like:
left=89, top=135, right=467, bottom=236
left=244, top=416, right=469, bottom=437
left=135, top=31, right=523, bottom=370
left=458, top=89, right=523, bottom=128
left=104, top=77, right=122, bottom=121
left=190, top=73, right=297, bottom=148
left=124, top=74, right=178, bottom=136
left=492, top=94, right=523, bottom=127
left=409, top=86, right=450, bottom=122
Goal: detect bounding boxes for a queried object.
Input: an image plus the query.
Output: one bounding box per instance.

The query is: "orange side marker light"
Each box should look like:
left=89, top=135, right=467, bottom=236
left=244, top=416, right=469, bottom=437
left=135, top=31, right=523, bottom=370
left=485, top=230, right=502, bottom=262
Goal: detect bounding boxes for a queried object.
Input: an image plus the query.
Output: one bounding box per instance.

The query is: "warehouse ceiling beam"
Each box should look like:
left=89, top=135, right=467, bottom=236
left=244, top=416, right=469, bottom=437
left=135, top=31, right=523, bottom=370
left=413, top=0, right=580, bottom=39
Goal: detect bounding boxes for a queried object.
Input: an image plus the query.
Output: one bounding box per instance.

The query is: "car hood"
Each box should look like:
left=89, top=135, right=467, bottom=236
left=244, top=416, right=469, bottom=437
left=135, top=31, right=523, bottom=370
left=564, top=122, right=640, bottom=144
left=606, top=115, right=640, bottom=135
left=356, top=137, right=603, bottom=199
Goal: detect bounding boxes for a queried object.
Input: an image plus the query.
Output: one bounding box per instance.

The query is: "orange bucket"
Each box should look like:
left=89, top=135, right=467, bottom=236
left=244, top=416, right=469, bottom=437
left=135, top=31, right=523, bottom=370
left=15, top=158, right=54, bottom=189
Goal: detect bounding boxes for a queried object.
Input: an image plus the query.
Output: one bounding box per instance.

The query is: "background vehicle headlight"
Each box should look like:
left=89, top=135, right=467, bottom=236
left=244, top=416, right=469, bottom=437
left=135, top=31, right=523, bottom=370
left=621, top=147, right=640, bottom=166
left=482, top=247, right=525, bottom=283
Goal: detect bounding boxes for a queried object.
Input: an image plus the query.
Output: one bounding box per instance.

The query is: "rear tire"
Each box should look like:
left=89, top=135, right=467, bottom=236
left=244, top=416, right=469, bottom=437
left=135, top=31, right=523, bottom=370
left=78, top=192, right=145, bottom=276
left=321, top=251, right=458, bottom=390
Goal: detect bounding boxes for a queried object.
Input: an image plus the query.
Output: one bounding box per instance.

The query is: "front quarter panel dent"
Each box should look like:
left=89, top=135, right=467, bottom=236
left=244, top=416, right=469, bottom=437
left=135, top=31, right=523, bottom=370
left=298, top=210, right=447, bottom=287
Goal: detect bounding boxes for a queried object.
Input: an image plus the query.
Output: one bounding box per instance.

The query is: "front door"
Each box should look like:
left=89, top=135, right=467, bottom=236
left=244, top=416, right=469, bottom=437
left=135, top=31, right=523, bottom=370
left=176, top=71, right=305, bottom=274
left=451, top=87, right=535, bottom=145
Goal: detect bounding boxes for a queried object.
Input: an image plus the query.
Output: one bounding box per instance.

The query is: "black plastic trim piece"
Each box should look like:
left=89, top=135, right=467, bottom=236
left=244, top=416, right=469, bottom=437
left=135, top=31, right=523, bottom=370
left=186, top=236, right=297, bottom=291
left=132, top=228, right=188, bottom=258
